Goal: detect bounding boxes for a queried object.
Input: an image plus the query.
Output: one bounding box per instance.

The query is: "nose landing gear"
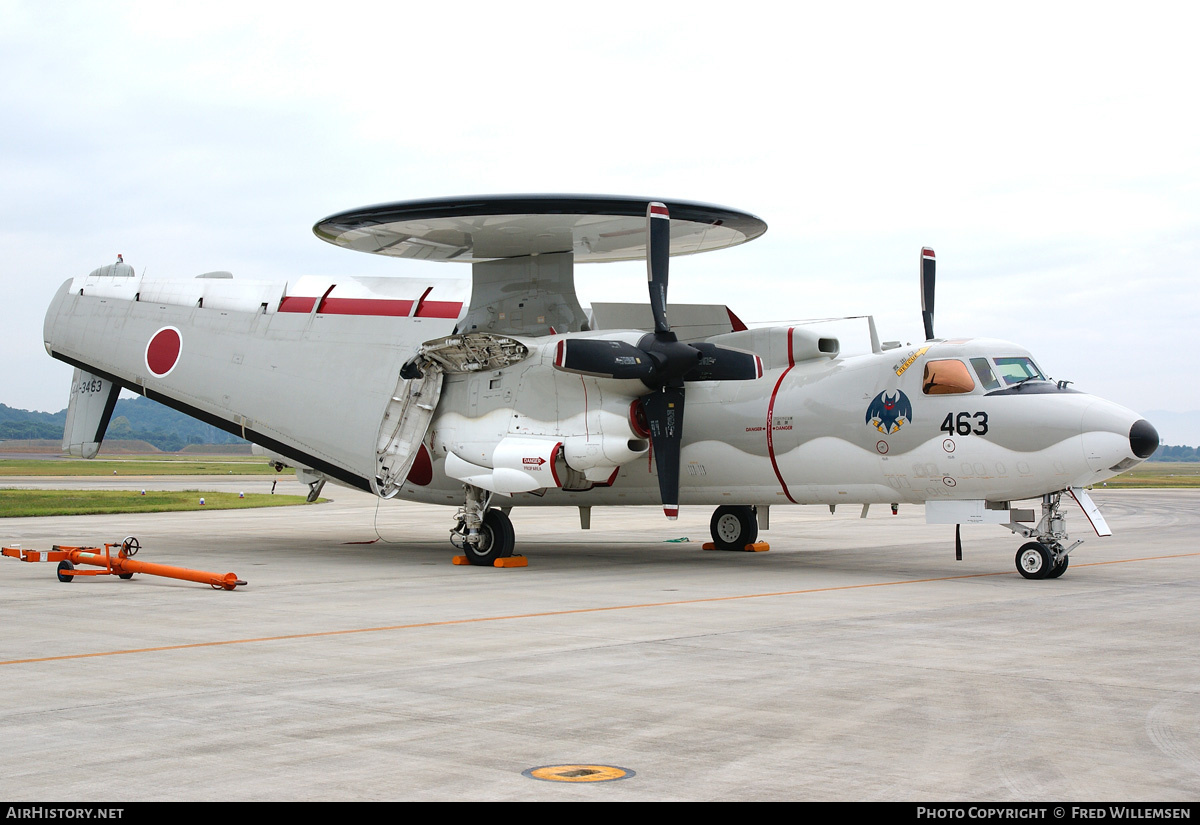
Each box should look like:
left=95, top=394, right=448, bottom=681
left=1016, top=541, right=1070, bottom=579
left=1007, top=492, right=1079, bottom=579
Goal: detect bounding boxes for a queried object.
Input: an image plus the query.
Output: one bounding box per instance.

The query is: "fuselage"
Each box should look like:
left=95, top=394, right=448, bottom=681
left=417, top=334, right=1154, bottom=509
left=43, top=269, right=1156, bottom=512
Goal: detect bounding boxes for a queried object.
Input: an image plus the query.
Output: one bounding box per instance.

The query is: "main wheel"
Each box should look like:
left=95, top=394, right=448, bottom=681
left=710, top=505, right=758, bottom=551
left=57, top=560, right=75, bottom=583
left=463, top=508, right=516, bottom=566
left=1016, top=542, right=1053, bottom=579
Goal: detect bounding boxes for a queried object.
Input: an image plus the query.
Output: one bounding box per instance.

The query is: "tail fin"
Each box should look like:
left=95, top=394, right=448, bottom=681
left=62, top=368, right=119, bottom=459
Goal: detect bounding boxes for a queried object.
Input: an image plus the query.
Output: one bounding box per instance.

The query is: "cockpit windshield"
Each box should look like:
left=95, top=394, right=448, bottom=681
left=992, top=356, right=1044, bottom=385
left=969, top=358, right=1000, bottom=390
left=924, top=354, right=1048, bottom=395
left=966, top=354, right=1064, bottom=395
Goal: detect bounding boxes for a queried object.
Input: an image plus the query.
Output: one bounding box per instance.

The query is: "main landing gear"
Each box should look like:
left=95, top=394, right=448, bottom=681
left=451, top=485, right=516, bottom=566
left=1007, top=491, right=1078, bottom=579
left=451, top=494, right=768, bottom=564
left=709, top=505, right=759, bottom=551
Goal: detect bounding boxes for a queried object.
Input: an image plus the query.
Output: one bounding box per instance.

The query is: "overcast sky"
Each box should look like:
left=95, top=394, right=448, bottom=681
left=3, top=2, right=1196, bottom=438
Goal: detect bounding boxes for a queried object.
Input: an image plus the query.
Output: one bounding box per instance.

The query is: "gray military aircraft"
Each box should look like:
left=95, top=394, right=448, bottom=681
left=44, top=195, right=1159, bottom=577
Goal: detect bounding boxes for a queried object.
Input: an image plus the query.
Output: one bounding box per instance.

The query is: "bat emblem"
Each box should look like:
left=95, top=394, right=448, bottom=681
left=865, top=390, right=912, bottom=435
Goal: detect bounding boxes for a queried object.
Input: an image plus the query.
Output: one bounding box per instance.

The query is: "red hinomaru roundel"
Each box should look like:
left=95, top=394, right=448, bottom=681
left=145, top=327, right=182, bottom=378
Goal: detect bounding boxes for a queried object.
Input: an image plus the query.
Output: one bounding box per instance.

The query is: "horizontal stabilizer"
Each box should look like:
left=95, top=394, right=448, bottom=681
left=62, top=368, right=120, bottom=459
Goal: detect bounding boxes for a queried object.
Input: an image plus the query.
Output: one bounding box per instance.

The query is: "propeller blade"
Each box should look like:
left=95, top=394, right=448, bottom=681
left=684, top=343, right=763, bottom=382
left=921, top=247, right=936, bottom=340
left=642, top=386, right=685, bottom=519
left=554, top=338, right=657, bottom=381
left=647, top=202, right=671, bottom=335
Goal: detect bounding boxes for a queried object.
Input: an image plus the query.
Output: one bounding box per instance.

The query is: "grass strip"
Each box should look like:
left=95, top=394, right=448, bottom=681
left=0, top=489, right=320, bottom=518
left=1101, top=461, right=1200, bottom=489
left=0, top=458, right=279, bottom=476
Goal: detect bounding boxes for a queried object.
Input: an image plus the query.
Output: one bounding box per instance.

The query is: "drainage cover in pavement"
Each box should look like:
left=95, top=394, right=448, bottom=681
left=522, top=764, right=635, bottom=782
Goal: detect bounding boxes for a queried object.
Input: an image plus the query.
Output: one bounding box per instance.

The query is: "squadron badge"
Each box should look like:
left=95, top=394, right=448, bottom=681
left=865, top=390, right=912, bottom=435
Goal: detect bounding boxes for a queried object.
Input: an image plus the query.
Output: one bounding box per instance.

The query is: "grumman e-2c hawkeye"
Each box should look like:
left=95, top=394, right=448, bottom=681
left=44, top=195, right=1159, bottom=577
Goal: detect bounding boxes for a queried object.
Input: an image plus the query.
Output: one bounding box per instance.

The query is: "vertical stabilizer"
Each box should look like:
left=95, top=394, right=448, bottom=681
left=62, top=368, right=120, bottom=459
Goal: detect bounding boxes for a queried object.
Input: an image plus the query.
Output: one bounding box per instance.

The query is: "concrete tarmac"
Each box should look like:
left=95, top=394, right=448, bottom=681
left=1, top=479, right=1197, bottom=801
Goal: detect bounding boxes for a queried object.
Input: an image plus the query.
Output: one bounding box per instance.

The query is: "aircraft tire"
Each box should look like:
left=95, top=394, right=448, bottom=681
left=1045, top=552, right=1069, bottom=579
left=463, top=508, right=516, bottom=566
left=710, top=505, right=758, bottom=551
left=1016, top=542, right=1053, bottom=579
left=57, top=560, right=75, bottom=583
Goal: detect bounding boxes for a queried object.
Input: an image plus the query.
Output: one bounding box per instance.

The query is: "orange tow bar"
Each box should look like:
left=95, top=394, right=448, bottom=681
left=2, top=536, right=246, bottom=590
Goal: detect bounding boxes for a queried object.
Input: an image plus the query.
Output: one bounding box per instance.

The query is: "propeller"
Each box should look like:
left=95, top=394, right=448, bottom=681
left=555, top=202, right=762, bottom=519
left=920, top=247, right=936, bottom=340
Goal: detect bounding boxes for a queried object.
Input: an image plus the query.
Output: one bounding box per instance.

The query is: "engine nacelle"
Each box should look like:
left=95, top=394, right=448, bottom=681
left=563, top=427, right=649, bottom=480
left=707, top=325, right=839, bottom=370
left=445, top=436, right=563, bottom=494
left=432, top=335, right=651, bottom=491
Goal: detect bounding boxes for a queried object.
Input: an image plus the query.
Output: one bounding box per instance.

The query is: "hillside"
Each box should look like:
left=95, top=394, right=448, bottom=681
left=0, top=397, right=247, bottom=452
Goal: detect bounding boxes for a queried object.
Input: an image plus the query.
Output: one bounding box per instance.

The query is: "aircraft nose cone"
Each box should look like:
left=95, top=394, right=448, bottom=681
left=1129, top=419, right=1159, bottom=459
left=1081, top=399, right=1156, bottom=473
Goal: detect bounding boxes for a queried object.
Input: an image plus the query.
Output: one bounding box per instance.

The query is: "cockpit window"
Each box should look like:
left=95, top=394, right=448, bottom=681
left=993, top=357, right=1044, bottom=385
left=970, top=357, right=1001, bottom=391
left=922, top=359, right=976, bottom=395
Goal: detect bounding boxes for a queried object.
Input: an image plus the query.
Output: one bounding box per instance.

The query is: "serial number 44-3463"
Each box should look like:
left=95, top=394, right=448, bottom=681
left=941, top=411, right=989, bottom=436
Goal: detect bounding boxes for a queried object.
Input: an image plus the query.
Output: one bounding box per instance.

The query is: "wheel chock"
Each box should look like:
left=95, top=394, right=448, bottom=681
left=452, top=555, right=529, bottom=567
left=701, top=542, right=770, bottom=552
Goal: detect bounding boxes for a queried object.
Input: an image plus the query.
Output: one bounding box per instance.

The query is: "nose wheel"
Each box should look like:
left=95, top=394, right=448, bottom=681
left=1016, top=542, right=1070, bottom=579
left=1007, top=491, right=1080, bottom=579
left=1046, top=552, right=1069, bottom=578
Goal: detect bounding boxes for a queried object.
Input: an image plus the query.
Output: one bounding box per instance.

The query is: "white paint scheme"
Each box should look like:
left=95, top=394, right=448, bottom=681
left=62, top=368, right=118, bottom=459
left=925, top=500, right=1016, bottom=525
left=42, top=198, right=1159, bottom=575
left=445, top=436, right=562, bottom=494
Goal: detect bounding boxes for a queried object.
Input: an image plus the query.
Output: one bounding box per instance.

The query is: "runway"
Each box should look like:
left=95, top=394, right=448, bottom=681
left=1, top=479, right=1197, bottom=801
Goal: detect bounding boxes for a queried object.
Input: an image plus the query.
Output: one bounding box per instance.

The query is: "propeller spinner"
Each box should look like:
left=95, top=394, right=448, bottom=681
left=555, top=202, right=762, bottom=519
